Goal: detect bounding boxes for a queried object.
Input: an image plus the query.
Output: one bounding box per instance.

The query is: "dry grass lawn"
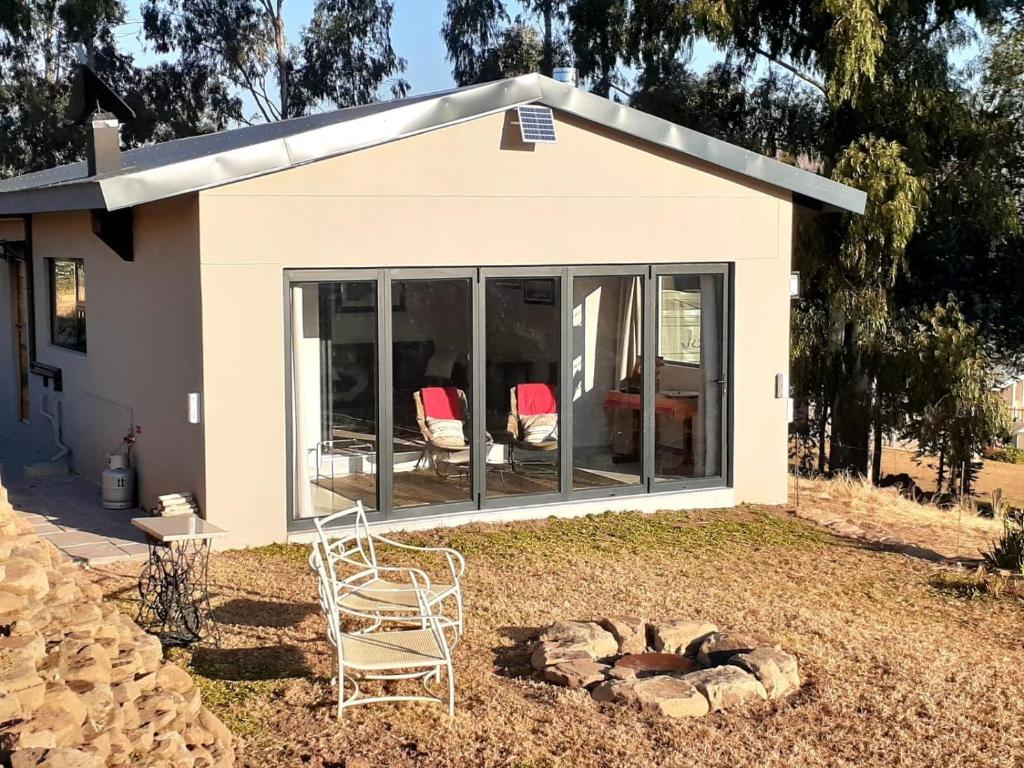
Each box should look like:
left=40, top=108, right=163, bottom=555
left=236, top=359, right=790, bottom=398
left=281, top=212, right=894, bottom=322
left=792, top=472, right=1005, bottom=562
left=882, top=446, right=1024, bottom=509
left=94, top=491, right=1024, bottom=768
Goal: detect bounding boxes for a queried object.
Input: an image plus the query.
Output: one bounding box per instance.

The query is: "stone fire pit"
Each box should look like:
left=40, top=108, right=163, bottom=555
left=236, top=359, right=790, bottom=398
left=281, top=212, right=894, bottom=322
left=529, top=617, right=800, bottom=719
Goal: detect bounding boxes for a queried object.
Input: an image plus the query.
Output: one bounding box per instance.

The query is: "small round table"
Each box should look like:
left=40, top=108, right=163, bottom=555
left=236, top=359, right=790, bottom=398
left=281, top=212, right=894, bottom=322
left=130, top=514, right=227, bottom=647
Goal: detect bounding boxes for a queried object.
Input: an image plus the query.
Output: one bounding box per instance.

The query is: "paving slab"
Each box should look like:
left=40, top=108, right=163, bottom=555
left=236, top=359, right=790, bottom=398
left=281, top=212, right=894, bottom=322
left=0, top=433, right=146, bottom=565
left=116, top=542, right=151, bottom=558
left=29, top=522, right=63, bottom=535
left=43, top=530, right=112, bottom=548
left=67, top=541, right=137, bottom=566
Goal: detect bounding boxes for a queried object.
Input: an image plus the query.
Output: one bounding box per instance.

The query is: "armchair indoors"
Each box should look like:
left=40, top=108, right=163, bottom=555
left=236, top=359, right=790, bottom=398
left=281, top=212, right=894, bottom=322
left=413, top=386, right=472, bottom=480
left=507, top=382, right=559, bottom=474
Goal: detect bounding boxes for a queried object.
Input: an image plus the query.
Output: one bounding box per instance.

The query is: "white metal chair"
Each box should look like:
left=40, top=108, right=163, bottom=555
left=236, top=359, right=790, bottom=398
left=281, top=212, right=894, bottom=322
left=311, top=502, right=466, bottom=638
left=310, top=543, right=457, bottom=718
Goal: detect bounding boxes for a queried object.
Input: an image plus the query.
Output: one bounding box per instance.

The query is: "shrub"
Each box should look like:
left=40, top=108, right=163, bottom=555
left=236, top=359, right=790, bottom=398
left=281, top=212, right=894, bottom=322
left=987, top=444, right=1024, bottom=462
left=984, top=513, right=1024, bottom=574
left=999, top=444, right=1024, bottom=462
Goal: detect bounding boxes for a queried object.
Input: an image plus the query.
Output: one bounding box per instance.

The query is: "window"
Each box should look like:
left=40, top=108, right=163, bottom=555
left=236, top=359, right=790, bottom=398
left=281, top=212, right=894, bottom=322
left=50, top=259, right=86, bottom=352
left=658, top=277, right=701, bottom=365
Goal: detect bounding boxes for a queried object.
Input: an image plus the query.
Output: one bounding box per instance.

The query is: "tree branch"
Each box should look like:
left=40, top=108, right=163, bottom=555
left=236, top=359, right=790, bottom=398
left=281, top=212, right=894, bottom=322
left=753, top=45, right=827, bottom=95
left=232, top=64, right=275, bottom=123
left=608, top=81, right=635, bottom=100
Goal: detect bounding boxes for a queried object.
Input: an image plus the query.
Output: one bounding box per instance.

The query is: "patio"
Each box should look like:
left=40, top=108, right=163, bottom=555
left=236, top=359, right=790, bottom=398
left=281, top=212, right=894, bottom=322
left=0, top=428, right=148, bottom=565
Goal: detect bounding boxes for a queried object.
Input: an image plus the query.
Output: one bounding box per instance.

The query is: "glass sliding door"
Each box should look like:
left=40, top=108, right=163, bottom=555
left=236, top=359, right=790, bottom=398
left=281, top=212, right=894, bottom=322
left=289, top=278, right=379, bottom=520
left=653, top=269, right=727, bottom=483
left=484, top=274, right=561, bottom=500
left=571, top=272, right=644, bottom=490
left=390, top=276, right=476, bottom=510
left=287, top=264, right=732, bottom=529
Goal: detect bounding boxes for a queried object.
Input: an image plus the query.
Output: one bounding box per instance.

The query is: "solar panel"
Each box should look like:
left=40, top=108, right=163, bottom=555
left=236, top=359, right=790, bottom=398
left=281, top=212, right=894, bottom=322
left=517, top=105, right=557, bottom=143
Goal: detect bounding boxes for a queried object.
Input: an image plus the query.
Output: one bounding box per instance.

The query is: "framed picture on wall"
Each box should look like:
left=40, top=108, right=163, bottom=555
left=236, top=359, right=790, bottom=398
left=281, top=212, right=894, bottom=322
left=523, top=278, right=556, bottom=305
left=338, top=282, right=407, bottom=312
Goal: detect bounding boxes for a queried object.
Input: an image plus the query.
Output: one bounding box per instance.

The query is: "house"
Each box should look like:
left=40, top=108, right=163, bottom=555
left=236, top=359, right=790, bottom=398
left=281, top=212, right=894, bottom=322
left=995, top=370, right=1024, bottom=449
left=0, top=73, right=865, bottom=548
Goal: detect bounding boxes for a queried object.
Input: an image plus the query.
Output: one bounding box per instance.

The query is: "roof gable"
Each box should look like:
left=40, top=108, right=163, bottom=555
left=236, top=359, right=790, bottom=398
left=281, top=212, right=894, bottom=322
left=0, top=74, right=865, bottom=216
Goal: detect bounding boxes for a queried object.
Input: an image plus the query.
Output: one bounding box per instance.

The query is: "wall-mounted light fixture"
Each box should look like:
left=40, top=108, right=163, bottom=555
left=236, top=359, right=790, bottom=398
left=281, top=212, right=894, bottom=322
left=187, top=392, right=202, bottom=424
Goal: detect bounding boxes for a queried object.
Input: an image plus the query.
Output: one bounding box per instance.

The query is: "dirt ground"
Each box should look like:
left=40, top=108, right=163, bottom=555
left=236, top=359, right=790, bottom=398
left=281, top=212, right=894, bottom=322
left=94, top=490, right=1024, bottom=768
left=881, top=446, right=1024, bottom=508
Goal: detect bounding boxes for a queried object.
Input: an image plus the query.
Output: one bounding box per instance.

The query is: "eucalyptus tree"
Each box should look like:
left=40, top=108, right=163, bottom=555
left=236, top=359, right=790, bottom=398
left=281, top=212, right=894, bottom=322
left=442, top=0, right=510, bottom=85
left=679, top=0, right=1019, bottom=477
left=0, top=0, right=238, bottom=177
left=141, top=0, right=407, bottom=122
left=903, top=301, right=1011, bottom=495
left=444, top=0, right=575, bottom=84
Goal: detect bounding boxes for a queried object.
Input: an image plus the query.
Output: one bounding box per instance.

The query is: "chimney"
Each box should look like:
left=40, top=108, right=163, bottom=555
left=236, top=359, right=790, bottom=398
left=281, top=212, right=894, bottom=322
left=66, top=60, right=135, bottom=177
left=552, top=67, right=578, bottom=87
left=87, top=111, right=121, bottom=177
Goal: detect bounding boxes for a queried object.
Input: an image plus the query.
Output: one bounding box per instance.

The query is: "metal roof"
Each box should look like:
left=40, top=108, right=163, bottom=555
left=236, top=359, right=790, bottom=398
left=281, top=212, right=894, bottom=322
left=0, top=74, right=866, bottom=216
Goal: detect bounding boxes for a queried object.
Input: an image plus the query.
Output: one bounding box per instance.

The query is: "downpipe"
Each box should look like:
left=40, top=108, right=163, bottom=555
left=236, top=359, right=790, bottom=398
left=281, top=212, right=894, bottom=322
left=40, top=394, right=69, bottom=464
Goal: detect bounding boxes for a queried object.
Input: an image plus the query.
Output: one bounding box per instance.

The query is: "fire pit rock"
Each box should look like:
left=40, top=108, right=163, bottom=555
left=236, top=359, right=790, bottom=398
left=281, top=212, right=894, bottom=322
left=530, top=620, right=619, bottom=669
left=529, top=617, right=800, bottom=719
left=697, top=631, right=782, bottom=667
left=592, top=676, right=710, bottom=719
left=598, top=616, right=647, bottom=654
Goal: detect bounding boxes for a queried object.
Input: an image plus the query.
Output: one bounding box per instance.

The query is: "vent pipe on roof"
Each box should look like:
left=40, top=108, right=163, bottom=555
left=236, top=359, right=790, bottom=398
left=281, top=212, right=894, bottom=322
left=552, top=67, right=578, bottom=87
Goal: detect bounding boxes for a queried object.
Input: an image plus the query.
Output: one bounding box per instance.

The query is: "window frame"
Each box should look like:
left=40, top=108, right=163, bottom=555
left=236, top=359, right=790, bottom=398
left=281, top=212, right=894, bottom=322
left=48, top=258, right=87, bottom=353
left=657, top=276, right=703, bottom=368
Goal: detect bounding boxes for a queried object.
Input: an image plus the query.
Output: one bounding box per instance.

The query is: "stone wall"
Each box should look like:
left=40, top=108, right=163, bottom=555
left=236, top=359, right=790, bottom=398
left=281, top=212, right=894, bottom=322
left=0, top=486, right=234, bottom=768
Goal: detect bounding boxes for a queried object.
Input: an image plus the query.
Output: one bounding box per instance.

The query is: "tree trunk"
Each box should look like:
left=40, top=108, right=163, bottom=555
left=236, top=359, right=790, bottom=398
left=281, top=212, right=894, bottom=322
left=816, top=399, right=828, bottom=474
left=829, top=369, right=871, bottom=475
left=871, top=422, right=882, bottom=484
left=542, top=2, right=553, bottom=76
left=275, top=2, right=288, bottom=118
left=936, top=444, right=945, bottom=491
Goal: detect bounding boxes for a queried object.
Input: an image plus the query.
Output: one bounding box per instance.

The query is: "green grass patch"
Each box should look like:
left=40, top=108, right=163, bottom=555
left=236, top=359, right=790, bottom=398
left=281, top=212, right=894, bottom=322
left=233, top=508, right=824, bottom=569
left=241, top=541, right=313, bottom=566
left=402, top=507, right=824, bottom=560
left=192, top=677, right=284, bottom=737
left=166, top=646, right=292, bottom=738
left=928, top=571, right=1004, bottom=602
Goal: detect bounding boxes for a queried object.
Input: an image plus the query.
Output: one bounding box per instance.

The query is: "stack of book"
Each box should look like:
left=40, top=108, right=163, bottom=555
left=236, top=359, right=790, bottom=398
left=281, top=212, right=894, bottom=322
left=155, top=493, right=199, bottom=517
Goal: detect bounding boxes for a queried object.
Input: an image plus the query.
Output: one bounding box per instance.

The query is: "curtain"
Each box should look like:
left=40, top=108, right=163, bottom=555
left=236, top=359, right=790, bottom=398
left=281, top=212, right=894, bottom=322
left=615, top=276, right=643, bottom=384
left=696, top=275, right=721, bottom=476
left=291, top=285, right=315, bottom=519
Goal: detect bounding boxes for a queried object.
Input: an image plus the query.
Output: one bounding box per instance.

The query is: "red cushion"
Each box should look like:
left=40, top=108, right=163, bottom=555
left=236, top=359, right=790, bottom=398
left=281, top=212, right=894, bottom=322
left=517, top=383, right=557, bottom=416
left=421, top=387, right=463, bottom=420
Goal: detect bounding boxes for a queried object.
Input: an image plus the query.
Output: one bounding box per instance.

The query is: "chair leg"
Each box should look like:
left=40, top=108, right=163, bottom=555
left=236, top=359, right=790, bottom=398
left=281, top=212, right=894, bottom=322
left=455, top=591, right=465, bottom=639
left=342, top=675, right=350, bottom=724
left=337, top=656, right=345, bottom=720
left=447, top=663, right=455, bottom=717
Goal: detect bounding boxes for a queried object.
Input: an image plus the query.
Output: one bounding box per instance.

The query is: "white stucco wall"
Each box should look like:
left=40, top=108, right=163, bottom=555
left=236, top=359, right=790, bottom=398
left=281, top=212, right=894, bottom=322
left=22, top=199, right=205, bottom=508
left=197, top=109, right=793, bottom=547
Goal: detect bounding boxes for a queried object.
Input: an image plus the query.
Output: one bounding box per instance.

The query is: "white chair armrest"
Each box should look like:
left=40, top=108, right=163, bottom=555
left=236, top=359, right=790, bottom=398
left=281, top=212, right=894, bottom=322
left=371, top=534, right=466, bottom=581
